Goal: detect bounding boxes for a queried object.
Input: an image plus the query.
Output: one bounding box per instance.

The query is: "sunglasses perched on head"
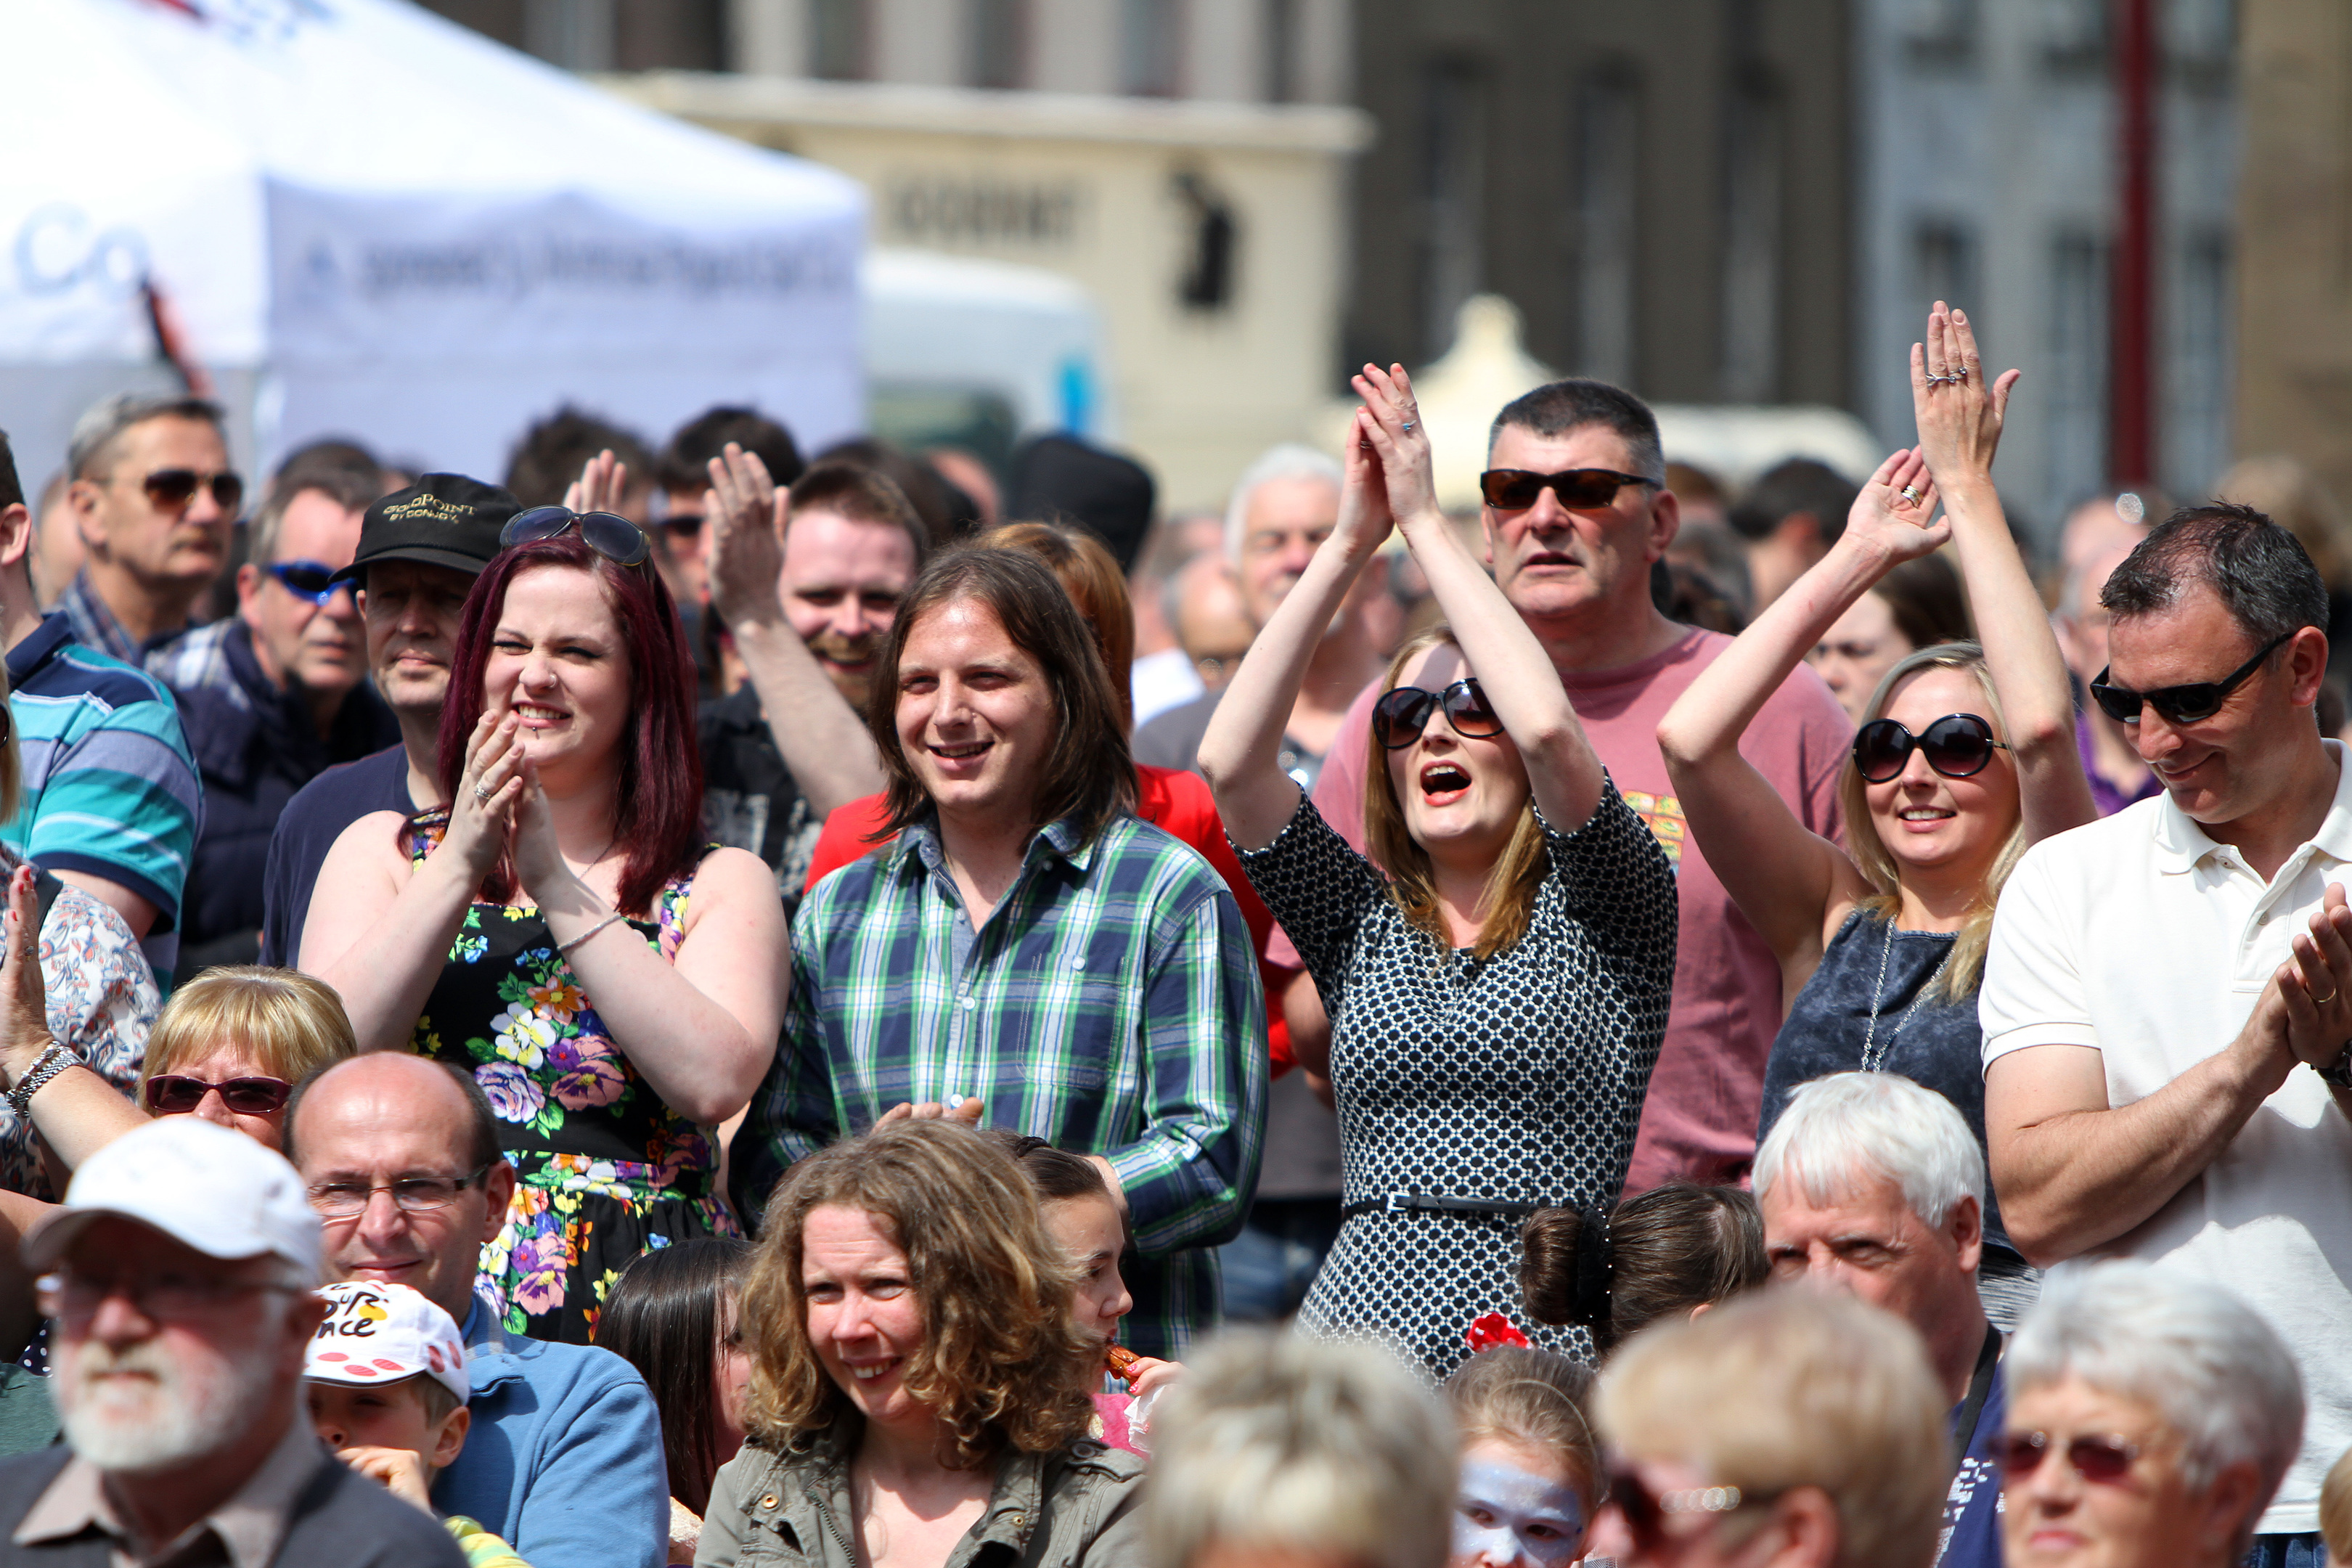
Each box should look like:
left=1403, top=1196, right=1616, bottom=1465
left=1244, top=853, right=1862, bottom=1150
left=1997, top=1432, right=2141, bottom=1485
left=1373, top=679, right=1506, bottom=748
left=500, top=505, right=653, bottom=569
left=2089, top=631, right=2293, bottom=725
left=1852, top=713, right=2009, bottom=783
left=143, top=1074, right=294, bottom=1116
left=263, top=560, right=354, bottom=606
left=1479, top=467, right=1657, bottom=512
left=141, top=468, right=244, bottom=515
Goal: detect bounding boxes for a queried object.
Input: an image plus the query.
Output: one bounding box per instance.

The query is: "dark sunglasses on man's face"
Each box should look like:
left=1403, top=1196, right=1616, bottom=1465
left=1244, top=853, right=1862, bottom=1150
left=1478, top=467, right=1657, bottom=512
left=1852, top=713, right=2009, bottom=783
left=501, top=505, right=653, bottom=569
left=141, top=468, right=244, bottom=515
left=1997, top=1431, right=2141, bottom=1485
left=264, top=560, right=354, bottom=607
left=1373, top=679, right=1507, bottom=748
left=143, top=1074, right=294, bottom=1116
left=660, top=513, right=704, bottom=538
left=2089, top=631, right=2293, bottom=726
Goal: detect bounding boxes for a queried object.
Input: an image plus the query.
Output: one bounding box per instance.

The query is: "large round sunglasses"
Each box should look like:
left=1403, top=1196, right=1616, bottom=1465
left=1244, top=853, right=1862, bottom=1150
left=500, top=505, right=652, bottom=569
left=1373, top=679, right=1506, bottom=749
left=1851, top=713, right=2009, bottom=783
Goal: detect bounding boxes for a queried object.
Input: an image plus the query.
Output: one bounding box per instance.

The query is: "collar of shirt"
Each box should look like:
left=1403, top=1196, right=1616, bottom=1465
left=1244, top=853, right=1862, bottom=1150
left=15, top=1416, right=327, bottom=1568
left=2151, top=738, right=2352, bottom=877
left=58, top=571, right=143, bottom=667
left=892, top=812, right=1100, bottom=894
left=4, top=612, right=74, bottom=688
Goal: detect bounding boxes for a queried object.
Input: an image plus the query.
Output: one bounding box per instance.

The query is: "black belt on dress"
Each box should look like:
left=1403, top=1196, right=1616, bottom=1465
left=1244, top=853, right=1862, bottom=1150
left=1340, top=1194, right=1548, bottom=1220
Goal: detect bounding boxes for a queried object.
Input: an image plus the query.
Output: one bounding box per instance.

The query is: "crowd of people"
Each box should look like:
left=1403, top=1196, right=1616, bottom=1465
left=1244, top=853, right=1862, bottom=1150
left=0, top=298, right=2339, bottom=1568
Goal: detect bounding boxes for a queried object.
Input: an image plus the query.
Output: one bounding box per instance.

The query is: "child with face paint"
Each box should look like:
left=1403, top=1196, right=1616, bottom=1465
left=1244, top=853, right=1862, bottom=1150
left=1445, top=1339, right=1601, bottom=1568
left=983, top=1129, right=1185, bottom=1455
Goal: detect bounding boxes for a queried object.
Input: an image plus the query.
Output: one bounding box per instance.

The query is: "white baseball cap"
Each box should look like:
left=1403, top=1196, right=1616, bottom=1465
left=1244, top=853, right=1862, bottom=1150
left=307, top=1281, right=470, bottom=1402
left=25, top=1116, right=322, bottom=1279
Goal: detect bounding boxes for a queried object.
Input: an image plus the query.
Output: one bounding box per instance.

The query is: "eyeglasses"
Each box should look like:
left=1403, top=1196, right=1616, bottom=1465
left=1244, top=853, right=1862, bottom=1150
left=1852, top=713, right=2010, bottom=783
left=500, top=505, right=653, bottom=569
left=1998, top=1432, right=2142, bottom=1485
left=1479, top=467, right=1657, bottom=511
left=262, top=560, right=356, bottom=607
left=660, top=513, right=703, bottom=537
left=143, top=1074, right=294, bottom=1116
left=1373, top=679, right=1506, bottom=748
left=1603, top=1466, right=1779, bottom=1556
left=2089, top=632, right=2294, bottom=725
left=140, top=468, right=244, bottom=515
left=307, top=1165, right=493, bottom=1220
left=36, top=1269, right=293, bottom=1323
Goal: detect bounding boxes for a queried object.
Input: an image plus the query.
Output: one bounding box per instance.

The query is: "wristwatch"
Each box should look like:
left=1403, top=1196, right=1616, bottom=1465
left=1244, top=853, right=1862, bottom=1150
left=2319, top=1043, right=2352, bottom=1090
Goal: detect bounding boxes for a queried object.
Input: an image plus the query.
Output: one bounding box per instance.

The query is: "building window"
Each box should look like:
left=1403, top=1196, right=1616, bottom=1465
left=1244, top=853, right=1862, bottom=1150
left=1122, top=0, right=1183, bottom=97
left=1903, top=0, right=1980, bottom=65
left=2047, top=231, right=2112, bottom=513
left=1914, top=219, right=1979, bottom=314
left=2041, top=0, right=2107, bottom=74
left=970, top=0, right=1026, bottom=89
left=1263, top=0, right=1300, bottom=103
left=810, top=0, right=865, bottom=79
left=1572, top=68, right=1640, bottom=386
left=1419, top=58, right=1488, bottom=359
left=526, top=0, right=615, bottom=70
left=2166, top=230, right=2233, bottom=499
left=1718, top=75, right=1782, bottom=402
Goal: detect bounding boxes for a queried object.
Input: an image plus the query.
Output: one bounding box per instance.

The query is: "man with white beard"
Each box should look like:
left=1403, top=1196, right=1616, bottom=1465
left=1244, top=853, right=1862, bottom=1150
left=0, top=1118, right=464, bottom=1567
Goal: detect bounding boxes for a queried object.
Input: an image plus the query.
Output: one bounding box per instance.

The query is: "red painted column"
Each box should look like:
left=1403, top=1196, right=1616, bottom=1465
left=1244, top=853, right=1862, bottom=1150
left=2110, top=0, right=2158, bottom=486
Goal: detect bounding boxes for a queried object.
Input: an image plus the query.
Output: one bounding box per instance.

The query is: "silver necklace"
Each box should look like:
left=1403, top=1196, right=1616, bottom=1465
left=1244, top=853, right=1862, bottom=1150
left=1861, top=915, right=1952, bottom=1072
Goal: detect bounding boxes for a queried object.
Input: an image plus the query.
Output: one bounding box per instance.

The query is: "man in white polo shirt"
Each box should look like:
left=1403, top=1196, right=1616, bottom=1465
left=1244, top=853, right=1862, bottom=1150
left=1981, top=502, right=2352, bottom=1567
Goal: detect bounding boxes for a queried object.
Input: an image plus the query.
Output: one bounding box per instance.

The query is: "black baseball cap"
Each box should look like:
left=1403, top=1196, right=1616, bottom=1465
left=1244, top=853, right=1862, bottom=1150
left=332, top=473, right=520, bottom=587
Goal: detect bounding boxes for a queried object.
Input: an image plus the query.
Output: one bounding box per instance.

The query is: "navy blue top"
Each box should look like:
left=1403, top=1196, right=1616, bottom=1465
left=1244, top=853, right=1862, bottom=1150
left=258, top=743, right=415, bottom=967
left=1759, top=908, right=2018, bottom=1261
left=1942, top=1352, right=2006, bottom=1568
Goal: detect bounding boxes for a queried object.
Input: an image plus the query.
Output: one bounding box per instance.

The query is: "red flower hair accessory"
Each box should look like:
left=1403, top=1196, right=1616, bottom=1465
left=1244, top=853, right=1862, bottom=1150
left=1466, top=1312, right=1531, bottom=1352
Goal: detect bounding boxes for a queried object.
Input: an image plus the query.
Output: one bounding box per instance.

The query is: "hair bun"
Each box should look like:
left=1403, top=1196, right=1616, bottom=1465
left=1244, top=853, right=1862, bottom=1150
left=1571, top=1201, right=1615, bottom=1328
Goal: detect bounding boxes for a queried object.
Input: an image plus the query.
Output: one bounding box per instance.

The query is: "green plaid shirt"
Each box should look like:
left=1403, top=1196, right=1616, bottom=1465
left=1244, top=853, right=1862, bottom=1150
left=734, top=810, right=1268, bottom=1357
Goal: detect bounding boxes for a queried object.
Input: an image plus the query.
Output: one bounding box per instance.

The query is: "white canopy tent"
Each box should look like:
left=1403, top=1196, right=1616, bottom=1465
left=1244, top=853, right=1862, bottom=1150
left=0, top=0, right=865, bottom=490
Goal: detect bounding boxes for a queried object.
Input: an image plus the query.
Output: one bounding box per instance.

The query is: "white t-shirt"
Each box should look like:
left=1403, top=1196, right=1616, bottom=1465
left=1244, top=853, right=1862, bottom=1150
left=1980, top=740, right=2352, bottom=1535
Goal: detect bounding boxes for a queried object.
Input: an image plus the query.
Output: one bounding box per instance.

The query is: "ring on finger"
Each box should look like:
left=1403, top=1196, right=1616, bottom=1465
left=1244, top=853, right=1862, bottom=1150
left=1400, top=420, right=1416, bottom=433
left=2316, top=987, right=2339, bottom=1007
left=1900, top=485, right=1921, bottom=505
left=473, top=780, right=494, bottom=804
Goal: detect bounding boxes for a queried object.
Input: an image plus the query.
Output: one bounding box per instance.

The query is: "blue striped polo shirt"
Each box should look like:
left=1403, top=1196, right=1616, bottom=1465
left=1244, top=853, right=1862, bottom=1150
left=4, top=613, right=201, bottom=981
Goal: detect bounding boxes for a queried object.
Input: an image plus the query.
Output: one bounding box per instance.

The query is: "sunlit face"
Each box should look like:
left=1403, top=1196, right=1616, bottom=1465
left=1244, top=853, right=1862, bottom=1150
left=1760, top=1166, right=1978, bottom=1339
left=361, top=559, right=477, bottom=721
left=1452, top=1437, right=1591, bottom=1568
left=1041, top=1193, right=1131, bottom=1344
left=1810, top=592, right=1914, bottom=725
left=481, top=565, right=634, bottom=787
left=1480, top=424, right=1671, bottom=629
left=242, top=489, right=367, bottom=701
left=1862, top=666, right=2021, bottom=883
left=146, top=1042, right=287, bottom=1150
left=2003, top=1376, right=2242, bottom=1568
left=1382, top=642, right=1530, bottom=870
left=2104, top=586, right=2314, bottom=828
left=781, top=510, right=920, bottom=709
left=894, top=596, right=1059, bottom=829
left=76, top=416, right=235, bottom=591
left=801, top=1204, right=929, bottom=1434
left=1236, top=476, right=1341, bottom=629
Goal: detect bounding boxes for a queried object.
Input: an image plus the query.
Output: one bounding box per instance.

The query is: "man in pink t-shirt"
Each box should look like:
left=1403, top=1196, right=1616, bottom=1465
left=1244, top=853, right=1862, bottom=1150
left=1275, top=381, right=1850, bottom=1191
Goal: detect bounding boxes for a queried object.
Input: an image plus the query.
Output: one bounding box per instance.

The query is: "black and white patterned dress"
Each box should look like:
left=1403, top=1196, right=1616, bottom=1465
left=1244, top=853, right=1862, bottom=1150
left=1238, top=780, right=1678, bottom=1377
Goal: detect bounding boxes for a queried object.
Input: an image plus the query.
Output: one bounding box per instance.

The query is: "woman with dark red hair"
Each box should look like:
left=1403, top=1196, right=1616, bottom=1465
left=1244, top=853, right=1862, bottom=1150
left=304, top=509, right=790, bottom=1345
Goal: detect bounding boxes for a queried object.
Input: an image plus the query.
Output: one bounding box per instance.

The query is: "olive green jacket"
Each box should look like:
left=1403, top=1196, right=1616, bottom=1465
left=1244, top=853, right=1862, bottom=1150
left=695, top=1426, right=1146, bottom=1568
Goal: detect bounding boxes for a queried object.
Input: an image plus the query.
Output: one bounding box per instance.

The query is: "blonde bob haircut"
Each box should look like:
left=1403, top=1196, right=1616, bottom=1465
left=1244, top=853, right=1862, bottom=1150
left=1147, top=1331, right=1456, bottom=1568
left=1598, top=1288, right=1950, bottom=1568
left=1446, top=1345, right=1601, bottom=1510
left=142, top=967, right=356, bottom=1087
left=1363, top=625, right=1548, bottom=962
left=1837, top=640, right=2025, bottom=1001
left=738, top=1119, right=1097, bottom=1470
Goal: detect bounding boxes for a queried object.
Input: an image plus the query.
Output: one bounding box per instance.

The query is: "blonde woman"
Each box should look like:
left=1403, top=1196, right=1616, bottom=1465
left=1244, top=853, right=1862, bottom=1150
left=1655, top=306, right=2094, bottom=1318
left=701, top=1119, right=1143, bottom=1568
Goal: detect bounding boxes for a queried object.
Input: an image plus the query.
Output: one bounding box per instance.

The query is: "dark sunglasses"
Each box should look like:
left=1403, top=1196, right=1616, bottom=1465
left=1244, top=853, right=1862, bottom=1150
left=142, top=468, right=244, bottom=514
left=501, top=505, right=653, bottom=569
left=1998, top=1432, right=2141, bottom=1485
left=660, top=513, right=703, bottom=537
left=1603, top=1466, right=1774, bottom=1555
left=1853, top=713, right=2009, bottom=783
left=2089, top=631, right=2293, bottom=725
left=1479, top=467, right=1656, bottom=511
left=263, top=559, right=354, bottom=606
left=1373, top=679, right=1506, bottom=748
left=143, top=1074, right=294, bottom=1116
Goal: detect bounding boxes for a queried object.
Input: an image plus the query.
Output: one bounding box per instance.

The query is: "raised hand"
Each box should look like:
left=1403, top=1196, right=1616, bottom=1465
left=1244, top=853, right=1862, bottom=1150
left=877, top=1096, right=984, bottom=1125
left=0, top=867, right=53, bottom=1083
left=704, top=441, right=788, bottom=634
left=441, top=711, right=523, bottom=887
left=563, top=449, right=631, bottom=516
left=506, top=755, right=571, bottom=907
left=1349, top=362, right=1442, bottom=530
left=1912, top=302, right=2021, bottom=482
left=1845, top=447, right=1951, bottom=571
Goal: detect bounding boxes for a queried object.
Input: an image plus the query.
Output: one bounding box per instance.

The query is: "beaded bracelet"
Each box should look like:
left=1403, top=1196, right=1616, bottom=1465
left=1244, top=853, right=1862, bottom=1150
left=7, top=1042, right=79, bottom=1116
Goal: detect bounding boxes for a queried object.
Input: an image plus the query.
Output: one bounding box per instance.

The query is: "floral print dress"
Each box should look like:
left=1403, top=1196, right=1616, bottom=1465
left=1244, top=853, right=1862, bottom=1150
left=407, top=814, right=738, bottom=1344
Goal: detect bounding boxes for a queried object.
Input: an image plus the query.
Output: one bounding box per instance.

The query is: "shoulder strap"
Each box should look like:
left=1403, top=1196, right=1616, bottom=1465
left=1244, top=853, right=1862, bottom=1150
left=1950, top=1325, right=2003, bottom=1480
